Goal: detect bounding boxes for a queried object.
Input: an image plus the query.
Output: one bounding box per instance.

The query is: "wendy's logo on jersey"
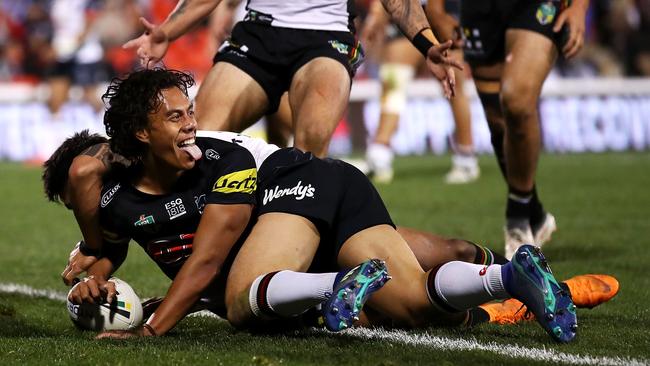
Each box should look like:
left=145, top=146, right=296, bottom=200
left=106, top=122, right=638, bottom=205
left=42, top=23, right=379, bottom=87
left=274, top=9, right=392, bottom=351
left=536, top=2, right=556, bottom=25
left=100, top=183, right=121, bottom=208
left=212, top=168, right=257, bottom=194
left=262, top=180, right=316, bottom=205
left=205, top=149, right=220, bottom=161
left=329, top=40, right=349, bottom=55
left=134, top=214, right=155, bottom=227
left=165, top=198, right=187, bottom=220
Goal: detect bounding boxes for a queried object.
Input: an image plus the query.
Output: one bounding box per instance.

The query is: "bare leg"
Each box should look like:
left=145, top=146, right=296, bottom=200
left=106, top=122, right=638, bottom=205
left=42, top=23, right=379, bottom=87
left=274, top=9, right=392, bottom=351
left=224, top=213, right=321, bottom=328
left=265, top=93, right=293, bottom=147
left=195, top=62, right=269, bottom=132
left=501, top=29, right=557, bottom=193
left=445, top=48, right=479, bottom=184
left=367, top=38, right=421, bottom=183
left=289, top=57, right=351, bottom=157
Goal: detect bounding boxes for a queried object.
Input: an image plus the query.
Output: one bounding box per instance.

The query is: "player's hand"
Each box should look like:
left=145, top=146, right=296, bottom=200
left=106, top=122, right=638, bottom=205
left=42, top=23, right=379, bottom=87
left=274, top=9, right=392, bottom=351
left=61, top=241, right=99, bottom=286
left=68, top=276, right=117, bottom=305
left=122, top=17, right=169, bottom=69
left=96, top=326, right=153, bottom=339
left=425, top=40, right=464, bottom=99
left=431, top=12, right=463, bottom=49
left=553, top=3, right=587, bottom=59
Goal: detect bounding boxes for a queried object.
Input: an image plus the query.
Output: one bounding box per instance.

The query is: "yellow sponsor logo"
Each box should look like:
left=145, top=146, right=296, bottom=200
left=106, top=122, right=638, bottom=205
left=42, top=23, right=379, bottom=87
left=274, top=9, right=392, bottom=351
left=212, top=168, right=257, bottom=194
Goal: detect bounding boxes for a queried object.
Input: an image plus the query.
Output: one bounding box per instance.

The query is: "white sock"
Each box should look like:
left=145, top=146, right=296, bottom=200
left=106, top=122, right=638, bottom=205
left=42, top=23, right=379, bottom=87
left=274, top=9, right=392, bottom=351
left=249, top=271, right=338, bottom=318
left=431, top=261, right=509, bottom=311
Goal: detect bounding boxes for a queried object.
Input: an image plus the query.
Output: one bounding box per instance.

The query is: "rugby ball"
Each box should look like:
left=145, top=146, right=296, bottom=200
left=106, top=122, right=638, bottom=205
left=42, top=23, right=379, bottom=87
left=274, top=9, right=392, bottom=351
left=67, top=277, right=143, bottom=331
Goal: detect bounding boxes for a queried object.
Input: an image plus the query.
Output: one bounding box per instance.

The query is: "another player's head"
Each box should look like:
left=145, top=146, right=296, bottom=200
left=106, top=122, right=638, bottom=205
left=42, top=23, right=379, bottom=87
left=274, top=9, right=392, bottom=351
left=102, top=68, right=201, bottom=171
left=42, top=130, right=108, bottom=204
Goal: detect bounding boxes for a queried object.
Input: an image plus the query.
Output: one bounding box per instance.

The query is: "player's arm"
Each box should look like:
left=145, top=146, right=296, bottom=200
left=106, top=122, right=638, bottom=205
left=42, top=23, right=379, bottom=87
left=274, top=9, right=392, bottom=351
left=380, top=0, right=463, bottom=98
left=359, top=0, right=391, bottom=51
left=141, top=203, right=252, bottom=336
left=67, top=241, right=129, bottom=306
left=122, top=0, right=223, bottom=68
left=62, top=143, right=129, bottom=285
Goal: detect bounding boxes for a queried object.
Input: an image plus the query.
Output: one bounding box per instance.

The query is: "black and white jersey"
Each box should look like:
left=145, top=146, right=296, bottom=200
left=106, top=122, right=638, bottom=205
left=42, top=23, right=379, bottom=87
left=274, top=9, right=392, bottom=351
left=99, top=137, right=257, bottom=280
left=245, top=0, right=356, bottom=32
left=196, top=130, right=279, bottom=169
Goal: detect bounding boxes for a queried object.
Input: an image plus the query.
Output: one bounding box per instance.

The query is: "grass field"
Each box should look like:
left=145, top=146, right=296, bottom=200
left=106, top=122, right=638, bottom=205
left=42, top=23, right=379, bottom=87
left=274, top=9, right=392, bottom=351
left=1, top=152, right=649, bottom=365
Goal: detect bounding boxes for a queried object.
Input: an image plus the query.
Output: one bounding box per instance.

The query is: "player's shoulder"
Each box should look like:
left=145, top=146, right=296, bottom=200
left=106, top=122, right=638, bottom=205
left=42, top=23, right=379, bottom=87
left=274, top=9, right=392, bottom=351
left=196, top=134, right=253, bottom=161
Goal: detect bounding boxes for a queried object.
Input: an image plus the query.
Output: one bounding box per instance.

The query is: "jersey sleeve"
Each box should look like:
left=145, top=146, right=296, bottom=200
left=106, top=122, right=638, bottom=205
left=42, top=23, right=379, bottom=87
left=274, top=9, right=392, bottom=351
left=205, top=147, right=258, bottom=206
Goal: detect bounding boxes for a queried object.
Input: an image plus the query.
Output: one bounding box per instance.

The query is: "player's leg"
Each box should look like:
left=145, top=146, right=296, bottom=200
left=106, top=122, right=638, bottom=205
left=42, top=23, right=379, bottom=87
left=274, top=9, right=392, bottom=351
left=287, top=57, right=351, bottom=157
left=445, top=48, right=480, bottom=184
left=396, top=226, right=508, bottom=270
left=265, top=93, right=293, bottom=147
left=500, top=29, right=557, bottom=257
left=195, top=62, right=269, bottom=132
left=366, top=38, right=420, bottom=183
left=224, top=212, right=325, bottom=328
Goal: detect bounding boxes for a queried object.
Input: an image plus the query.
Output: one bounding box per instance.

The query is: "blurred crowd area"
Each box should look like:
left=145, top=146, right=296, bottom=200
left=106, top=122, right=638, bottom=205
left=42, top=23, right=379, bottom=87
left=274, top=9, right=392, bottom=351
left=1, top=0, right=649, bottom=113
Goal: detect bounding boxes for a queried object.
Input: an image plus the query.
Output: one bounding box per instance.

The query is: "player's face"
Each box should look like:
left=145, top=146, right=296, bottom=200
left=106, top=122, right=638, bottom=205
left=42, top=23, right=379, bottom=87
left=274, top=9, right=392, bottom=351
left=141, top=87, right=201, bottom=171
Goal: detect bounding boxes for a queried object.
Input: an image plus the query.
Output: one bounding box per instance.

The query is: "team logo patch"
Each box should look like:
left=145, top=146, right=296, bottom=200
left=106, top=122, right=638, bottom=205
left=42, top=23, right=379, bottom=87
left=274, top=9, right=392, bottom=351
left=536, top=2, right=556, bottom=25
left=212, top=168, right=257, bottom=194
left=205, top=149, right=220, bottom=161
left=262, top=180, right=316, bottom=205
left=165, top=198, right=187, bottom=220
left=194, top=194, right=207, bottom=214
left=100, top=183, right=121, bottom=208
left=134, top=214, right=155, bottom=227
left=329, top=40, right=349, bottom=55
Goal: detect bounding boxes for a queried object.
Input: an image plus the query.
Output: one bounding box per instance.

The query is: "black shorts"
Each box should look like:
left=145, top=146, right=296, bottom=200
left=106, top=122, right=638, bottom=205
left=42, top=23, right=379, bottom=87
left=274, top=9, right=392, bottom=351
left=461, top=0, right=570, bottom=65
left=214, top=17, right=364, bottom=114
left=256, top=148, right=395, bottom=272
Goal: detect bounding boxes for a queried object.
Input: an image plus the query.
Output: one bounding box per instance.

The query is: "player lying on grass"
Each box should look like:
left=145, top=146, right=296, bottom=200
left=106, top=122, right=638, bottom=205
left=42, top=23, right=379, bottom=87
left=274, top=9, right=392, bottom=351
left=46, top=69, right=589, bottom=342
left=46, top=132, right=618, bottom=330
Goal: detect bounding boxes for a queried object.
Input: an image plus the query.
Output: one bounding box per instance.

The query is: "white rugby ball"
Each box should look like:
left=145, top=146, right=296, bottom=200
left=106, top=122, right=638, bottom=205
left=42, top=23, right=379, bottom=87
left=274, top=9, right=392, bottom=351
left=67, top=277, right=143, bottom=331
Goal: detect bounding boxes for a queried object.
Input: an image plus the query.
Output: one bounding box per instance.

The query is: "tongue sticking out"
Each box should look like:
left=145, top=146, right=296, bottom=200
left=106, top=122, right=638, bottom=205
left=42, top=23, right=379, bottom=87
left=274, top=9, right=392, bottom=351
left=180, top=144, right=202, bottom=161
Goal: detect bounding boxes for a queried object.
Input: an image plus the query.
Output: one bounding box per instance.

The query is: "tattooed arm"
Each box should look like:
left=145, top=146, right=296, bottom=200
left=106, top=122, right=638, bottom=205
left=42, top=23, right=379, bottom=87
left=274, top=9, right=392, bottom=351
left=380, top=0, right=464, bottom=99
left=380, top=0, right=437, bottom=42
left=123, top=0, right=223, bottom=68
left=61, top=143, right=128, bottom=285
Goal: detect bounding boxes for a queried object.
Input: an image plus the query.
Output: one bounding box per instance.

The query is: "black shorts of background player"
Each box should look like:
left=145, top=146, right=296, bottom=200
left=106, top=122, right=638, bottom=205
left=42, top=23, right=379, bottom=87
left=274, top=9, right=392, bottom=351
left=459, top=0, right=589, bottom=257
left=123, top=0, right=462, bottom=157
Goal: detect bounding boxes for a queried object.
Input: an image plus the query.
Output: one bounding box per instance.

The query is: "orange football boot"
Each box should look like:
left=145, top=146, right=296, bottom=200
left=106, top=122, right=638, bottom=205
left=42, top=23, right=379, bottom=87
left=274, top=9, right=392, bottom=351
left=563, top=274, right=620, bottom=309
left=480, top=274, right=619, bottom=324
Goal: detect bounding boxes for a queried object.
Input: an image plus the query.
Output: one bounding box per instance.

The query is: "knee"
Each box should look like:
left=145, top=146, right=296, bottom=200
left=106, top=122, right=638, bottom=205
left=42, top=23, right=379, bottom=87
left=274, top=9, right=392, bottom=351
left=500, top=82, right=538, bottom=127
left=446, top=238, right=478, bottom=263
left=293, top=124, right=331, bottom=155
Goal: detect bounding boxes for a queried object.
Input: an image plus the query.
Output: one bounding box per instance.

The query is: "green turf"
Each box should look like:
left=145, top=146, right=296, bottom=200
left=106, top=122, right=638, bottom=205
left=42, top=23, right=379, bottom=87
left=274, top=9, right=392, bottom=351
left=1, top=153, right=649, bottom=365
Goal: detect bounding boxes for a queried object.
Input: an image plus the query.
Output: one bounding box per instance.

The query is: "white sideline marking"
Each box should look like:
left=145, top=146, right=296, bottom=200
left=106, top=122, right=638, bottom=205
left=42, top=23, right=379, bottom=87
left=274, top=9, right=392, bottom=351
left=2, top=283, right=647, bottom=366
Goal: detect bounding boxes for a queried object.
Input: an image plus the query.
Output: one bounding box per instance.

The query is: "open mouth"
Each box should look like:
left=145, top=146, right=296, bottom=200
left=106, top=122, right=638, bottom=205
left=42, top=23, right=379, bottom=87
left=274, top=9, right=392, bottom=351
left=177, top=137, right=202, bottom=161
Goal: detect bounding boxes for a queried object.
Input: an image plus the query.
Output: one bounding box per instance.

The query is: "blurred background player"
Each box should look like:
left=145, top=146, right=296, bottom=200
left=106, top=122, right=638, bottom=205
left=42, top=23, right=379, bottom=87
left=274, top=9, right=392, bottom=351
left=360, top=0, right=478, bottom=184
left=460, top=0, right=590, bottom=258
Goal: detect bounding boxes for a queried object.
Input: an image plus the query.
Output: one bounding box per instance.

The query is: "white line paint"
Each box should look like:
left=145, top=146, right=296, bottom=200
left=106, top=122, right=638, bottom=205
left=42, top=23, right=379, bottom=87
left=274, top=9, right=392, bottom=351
left=2, top=283, right=647, bottom=366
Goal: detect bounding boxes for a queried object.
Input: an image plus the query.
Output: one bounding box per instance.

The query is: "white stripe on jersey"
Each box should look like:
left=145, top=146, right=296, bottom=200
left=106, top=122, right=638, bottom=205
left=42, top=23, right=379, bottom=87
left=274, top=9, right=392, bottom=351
left=196, top=130, right=280, bottom=169
left=247, top=0, right=352, bottom=32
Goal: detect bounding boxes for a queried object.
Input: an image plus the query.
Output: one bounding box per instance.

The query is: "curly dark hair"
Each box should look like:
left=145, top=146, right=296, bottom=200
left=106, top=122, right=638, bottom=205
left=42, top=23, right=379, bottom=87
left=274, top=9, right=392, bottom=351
left=102, top=68, right=195, bottom=160
left=42, top=130, right=108, bottom=203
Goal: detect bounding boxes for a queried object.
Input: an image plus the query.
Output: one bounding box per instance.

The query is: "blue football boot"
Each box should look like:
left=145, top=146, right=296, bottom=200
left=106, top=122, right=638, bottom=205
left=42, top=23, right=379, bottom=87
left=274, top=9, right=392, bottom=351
left=504, top=244, right=578, bottom=343
left=322, top=259, right=391, bottom=331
